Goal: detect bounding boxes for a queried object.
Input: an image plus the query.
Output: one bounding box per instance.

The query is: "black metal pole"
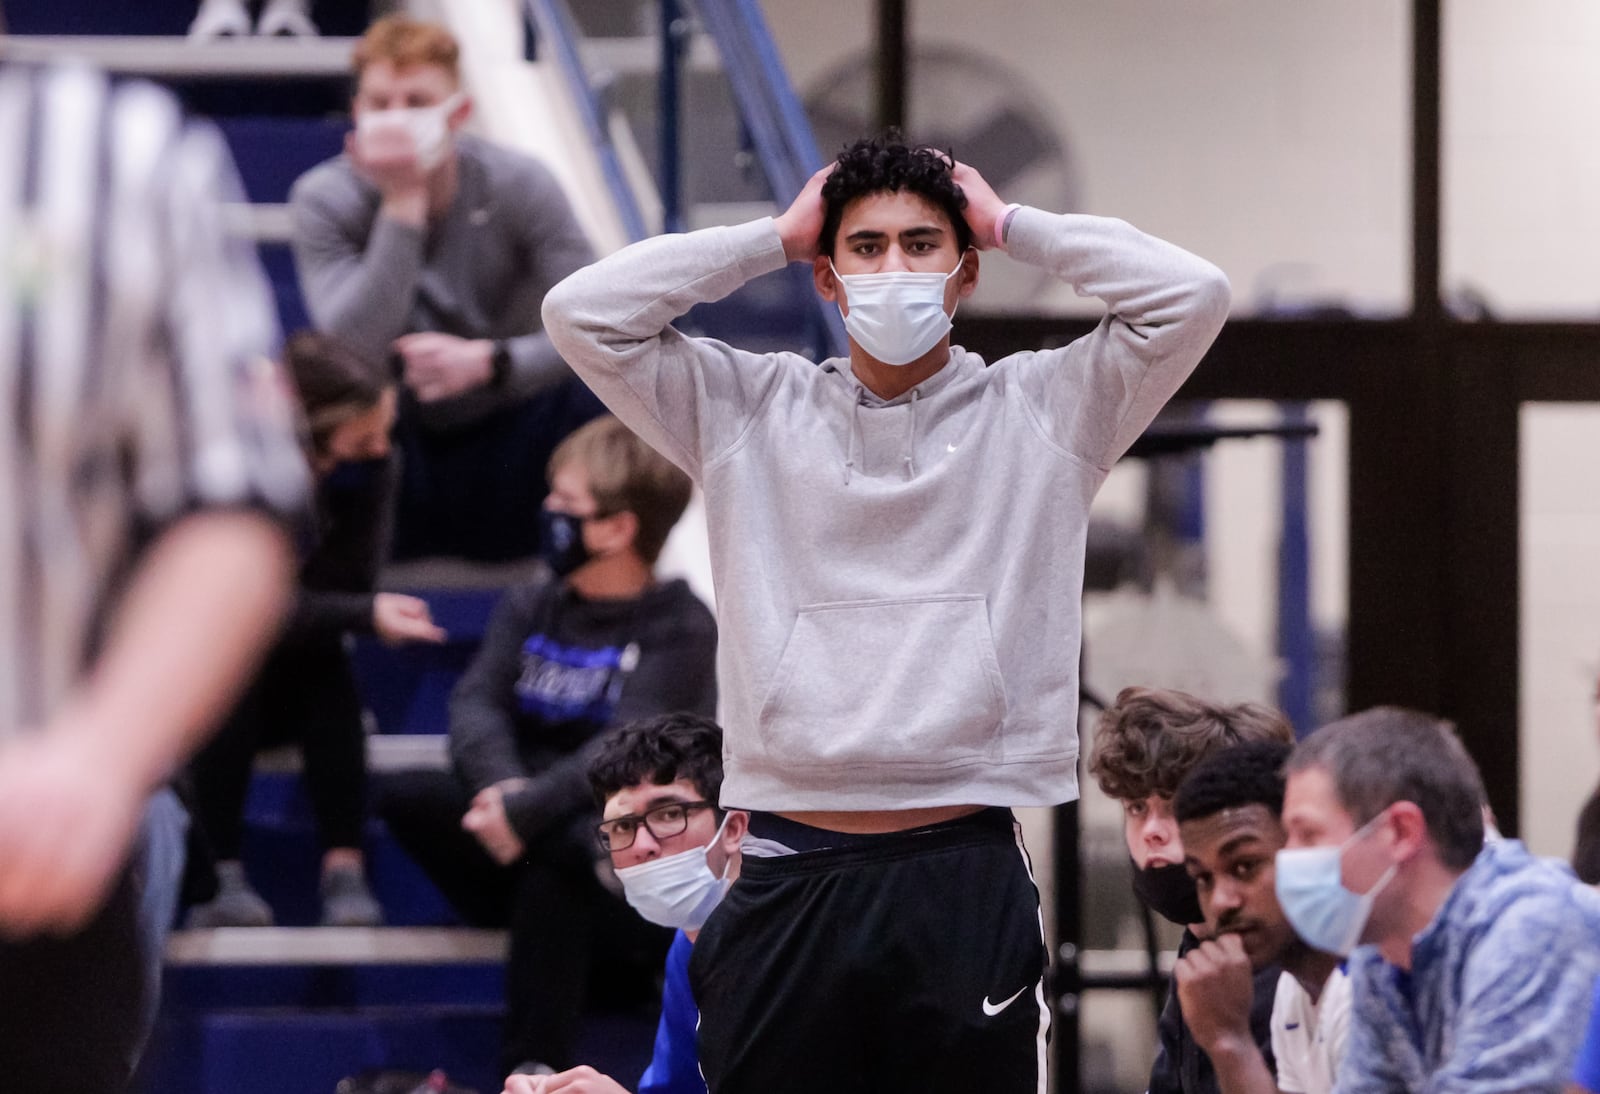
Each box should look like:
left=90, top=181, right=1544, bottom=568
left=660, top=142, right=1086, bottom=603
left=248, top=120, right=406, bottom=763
left=1413, top=0, right=1441, bottom=322
left=875, top=0, right=907, bottom=134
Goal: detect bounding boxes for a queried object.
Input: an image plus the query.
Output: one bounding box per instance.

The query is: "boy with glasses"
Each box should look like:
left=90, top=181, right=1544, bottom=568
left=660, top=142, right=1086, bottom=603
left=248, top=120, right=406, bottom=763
left=504, top=713, right=746, bottom=1094
left=378, top=416, right=717, bottom=1078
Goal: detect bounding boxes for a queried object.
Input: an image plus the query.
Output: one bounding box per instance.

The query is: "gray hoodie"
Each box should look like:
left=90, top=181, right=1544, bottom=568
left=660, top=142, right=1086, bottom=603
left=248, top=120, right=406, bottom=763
left=542, top=208, right=1229, bottom=811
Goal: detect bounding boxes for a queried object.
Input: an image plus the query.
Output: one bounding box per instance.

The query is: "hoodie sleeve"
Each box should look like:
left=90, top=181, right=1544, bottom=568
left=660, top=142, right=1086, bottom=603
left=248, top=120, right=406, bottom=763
left=1003, top=210, right=1231, bottom=470
left=539, top=218, right=796, bottom=478
left=448, top=585, right=541, bottom=793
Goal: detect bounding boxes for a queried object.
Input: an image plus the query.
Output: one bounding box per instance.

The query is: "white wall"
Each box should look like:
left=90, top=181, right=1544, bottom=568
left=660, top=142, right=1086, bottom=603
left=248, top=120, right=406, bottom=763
left=764, top=0, right=1410, bottom=316
left=1520, top=405, right=1600, bottom=860
left=1446, top=2, right=1600, bottom=317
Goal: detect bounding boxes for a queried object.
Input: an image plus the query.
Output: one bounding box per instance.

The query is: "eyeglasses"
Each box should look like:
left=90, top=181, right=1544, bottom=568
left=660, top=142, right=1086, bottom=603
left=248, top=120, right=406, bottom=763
left=596, top=800, right=714, bottom=852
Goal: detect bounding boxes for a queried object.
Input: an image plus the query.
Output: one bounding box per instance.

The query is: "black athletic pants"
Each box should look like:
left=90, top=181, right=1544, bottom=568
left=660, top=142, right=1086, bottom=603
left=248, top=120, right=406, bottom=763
left=690, top=807, right=1050, bottom=1094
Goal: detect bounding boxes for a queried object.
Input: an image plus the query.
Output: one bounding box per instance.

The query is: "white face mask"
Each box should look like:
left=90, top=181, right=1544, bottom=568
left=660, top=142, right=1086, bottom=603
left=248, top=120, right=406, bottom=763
left=831, top=259, right=966, bottom=366
left=613, top=812, right=732, bottom=931
left=356, top=92, right=463, bottom=171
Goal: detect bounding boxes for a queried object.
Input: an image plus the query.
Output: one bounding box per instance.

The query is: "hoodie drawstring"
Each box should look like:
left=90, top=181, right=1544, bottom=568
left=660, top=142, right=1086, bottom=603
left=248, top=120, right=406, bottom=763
left=903, top=388, right=921, bottom=481
left=844, top=393, right=863, bottom=485
left=844, top=385, right=924, bottom=484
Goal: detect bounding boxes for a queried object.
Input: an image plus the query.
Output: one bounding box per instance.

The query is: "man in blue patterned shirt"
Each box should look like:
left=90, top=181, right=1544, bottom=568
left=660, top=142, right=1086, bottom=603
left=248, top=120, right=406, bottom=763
left=1278, top=707, right=1600, bottom=1093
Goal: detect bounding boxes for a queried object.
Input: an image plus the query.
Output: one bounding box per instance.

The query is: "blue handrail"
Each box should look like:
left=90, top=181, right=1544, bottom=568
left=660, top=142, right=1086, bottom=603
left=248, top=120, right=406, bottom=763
left=523, top=0, right=649, bottom=242
left=691, top=0, right=846, bottom=357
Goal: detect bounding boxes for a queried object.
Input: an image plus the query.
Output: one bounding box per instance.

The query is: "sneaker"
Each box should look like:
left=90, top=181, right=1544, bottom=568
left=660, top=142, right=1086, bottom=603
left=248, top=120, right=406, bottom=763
left=256, top=0, right=320, bottom=37
left=185, top=861, right=274, bottom=927
left=187, top=0, right=252, bottom=39
left=321, top=865, right=384, bottom=927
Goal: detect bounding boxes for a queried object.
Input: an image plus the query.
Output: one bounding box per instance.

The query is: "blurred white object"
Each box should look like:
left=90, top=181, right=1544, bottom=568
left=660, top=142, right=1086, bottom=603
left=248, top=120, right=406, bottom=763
left=188, top=0, right=252, bottom=39
left=257, top=0, right=320, bottom=38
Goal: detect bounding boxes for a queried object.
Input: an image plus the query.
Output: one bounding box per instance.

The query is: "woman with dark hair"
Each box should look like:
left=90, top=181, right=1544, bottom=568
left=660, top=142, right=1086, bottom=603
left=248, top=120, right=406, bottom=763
left=185, top=331, right=445, bottom=927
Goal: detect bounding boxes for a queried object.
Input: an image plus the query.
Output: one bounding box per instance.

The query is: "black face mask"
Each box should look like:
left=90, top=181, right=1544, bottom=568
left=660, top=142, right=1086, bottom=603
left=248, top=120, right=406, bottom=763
left=1131, top=859, right=1205, bottom=927
left=539, top=509, right=593, bottom=577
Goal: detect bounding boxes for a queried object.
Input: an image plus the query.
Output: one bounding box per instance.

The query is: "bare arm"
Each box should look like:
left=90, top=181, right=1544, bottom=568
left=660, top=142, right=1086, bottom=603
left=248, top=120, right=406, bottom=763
left=0, top=511, right=294, bottom=937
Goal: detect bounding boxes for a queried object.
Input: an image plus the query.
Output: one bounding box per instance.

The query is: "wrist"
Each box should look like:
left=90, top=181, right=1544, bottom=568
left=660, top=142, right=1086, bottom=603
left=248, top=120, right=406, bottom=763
left=1200, top=1030, right=1256, bottom=1063
left=774, top=215, right=817, bottom=263
left=379, top=187, right=428, bottom=227
left=993, top=203, right=1022, bottom=250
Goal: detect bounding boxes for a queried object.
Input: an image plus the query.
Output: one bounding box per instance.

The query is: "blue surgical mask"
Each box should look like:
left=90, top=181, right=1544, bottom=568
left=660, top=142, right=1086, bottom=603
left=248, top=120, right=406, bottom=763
left=614, top=813, right=733, bottom=931
left=830, top=259, right=966, bottom=366
left=1275, top=810, right=1397, bottom=956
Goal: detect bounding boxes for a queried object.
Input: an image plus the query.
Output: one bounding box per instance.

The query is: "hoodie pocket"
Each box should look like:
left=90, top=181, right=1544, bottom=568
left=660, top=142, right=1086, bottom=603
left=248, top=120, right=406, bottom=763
left=756, top=595, right=1008, bottom=766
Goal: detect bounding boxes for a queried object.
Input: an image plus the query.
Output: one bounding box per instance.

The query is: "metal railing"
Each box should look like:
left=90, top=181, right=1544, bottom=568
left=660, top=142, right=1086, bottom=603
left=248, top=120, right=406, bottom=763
left=690, top=0, right=845, bottom=357
left=522, top=0, right=649, bottom=243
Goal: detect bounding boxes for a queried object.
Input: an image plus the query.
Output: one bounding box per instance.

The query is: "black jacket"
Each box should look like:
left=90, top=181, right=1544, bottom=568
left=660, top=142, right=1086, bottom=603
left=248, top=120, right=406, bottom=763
left=448, top=577, right=717, bottom=841
left=1149, top=928, right=1281, bottom=1094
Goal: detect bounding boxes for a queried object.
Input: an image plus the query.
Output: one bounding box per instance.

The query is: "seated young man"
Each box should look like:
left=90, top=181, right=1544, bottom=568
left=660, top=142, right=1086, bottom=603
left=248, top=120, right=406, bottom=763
left=1172, top=740, right=1349, bottom=1094
left=1281, top=707, right=1600, bottom=1092
left=1086, top=687, right=1294, bottom=1094
left=503, top=712, right=747, bottom=1094
left=377, top=416, right=718, bottom=1077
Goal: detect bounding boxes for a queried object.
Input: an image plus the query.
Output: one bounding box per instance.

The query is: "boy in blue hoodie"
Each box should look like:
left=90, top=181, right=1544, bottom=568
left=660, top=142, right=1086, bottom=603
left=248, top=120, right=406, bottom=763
left=543, top=135, right=1230, bottom=1093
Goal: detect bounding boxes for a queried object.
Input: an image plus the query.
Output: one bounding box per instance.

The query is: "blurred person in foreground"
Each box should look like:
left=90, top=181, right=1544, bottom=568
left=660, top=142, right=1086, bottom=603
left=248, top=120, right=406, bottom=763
left=0, top=51, right=307, bottom=1093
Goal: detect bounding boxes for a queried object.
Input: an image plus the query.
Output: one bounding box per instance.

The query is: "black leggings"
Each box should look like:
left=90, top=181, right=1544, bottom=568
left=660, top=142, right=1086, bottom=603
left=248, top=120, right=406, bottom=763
left=188, top=636, right=368, bottom=859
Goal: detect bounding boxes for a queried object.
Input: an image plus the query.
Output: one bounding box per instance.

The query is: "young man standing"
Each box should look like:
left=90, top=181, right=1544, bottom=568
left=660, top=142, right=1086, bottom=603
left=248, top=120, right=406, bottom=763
left=291, top=15, right=600, bottom=561
left=503, top=712, right=748, bottom=1094
left=1088, top=687, right=1294, bottom=1094
left=544, top=136, right=1230, bottom=1092
left=1172, top=741, right=1349, bottom=1094
left=1280, top=707, right=1600, bottom=1091
left=378, top=416, right=717, bottom=1078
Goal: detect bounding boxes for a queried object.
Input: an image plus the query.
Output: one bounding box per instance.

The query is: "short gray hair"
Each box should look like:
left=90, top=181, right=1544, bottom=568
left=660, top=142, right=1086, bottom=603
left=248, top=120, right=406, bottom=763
left=1286, top=706, right=1486, bottom=870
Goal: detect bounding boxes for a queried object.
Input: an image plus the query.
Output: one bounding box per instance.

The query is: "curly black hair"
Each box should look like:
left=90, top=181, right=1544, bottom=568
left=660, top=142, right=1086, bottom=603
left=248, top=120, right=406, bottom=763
left=586, top=712, right=725, bottom=808
left=1172, top=739, right=1294, bottom=825
left=819, top=132, right=971, bottom=257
